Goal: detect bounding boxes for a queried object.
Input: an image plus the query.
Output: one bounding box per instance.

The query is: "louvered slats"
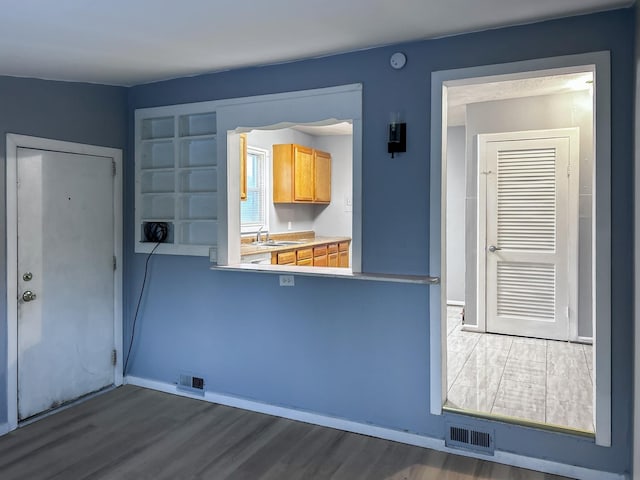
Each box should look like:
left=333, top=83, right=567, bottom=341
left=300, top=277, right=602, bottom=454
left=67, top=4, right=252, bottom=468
left=497, top=262, right=556, bottom=320
left=497, top=148, right=556, bottom=251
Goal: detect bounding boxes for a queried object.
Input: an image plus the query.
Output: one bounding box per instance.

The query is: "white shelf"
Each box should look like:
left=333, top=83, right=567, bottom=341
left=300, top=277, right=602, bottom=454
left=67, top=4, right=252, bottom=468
left=179, top=112, right=216, bottom=137
left=141, top=140, right=174, bottom=169
left=180, top=168, right=217, bottom=193
left=179, top=137, right=216, bottom=168
left=141, top=171, right=174, bottom=194
left=141, top=116, right=174, bottom=140
left=135, top=107, right=220, bottom=256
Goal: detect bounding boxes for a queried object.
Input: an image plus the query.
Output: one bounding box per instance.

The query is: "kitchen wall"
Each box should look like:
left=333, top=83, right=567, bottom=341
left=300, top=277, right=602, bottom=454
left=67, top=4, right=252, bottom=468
left=0, top=76, right=127, bottom=424
left=124, top=9, right=634, bottom=475
left=312, top=134, right=353, bottom=238
left=243, top=128, right=353, bottom=237
left=245, top=128, right=316, bottom=233
left=446, top=126, right=466, bottom=305
left=463, top=91, right=594, bottom=338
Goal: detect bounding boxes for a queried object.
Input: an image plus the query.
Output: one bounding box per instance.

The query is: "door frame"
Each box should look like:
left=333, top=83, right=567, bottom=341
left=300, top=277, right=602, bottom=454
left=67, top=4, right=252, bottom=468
left=5, top=134, right=123, bottom=431
left=477, top=128, right=580, bottom=341
left=429, top=51, right=611, bottom=446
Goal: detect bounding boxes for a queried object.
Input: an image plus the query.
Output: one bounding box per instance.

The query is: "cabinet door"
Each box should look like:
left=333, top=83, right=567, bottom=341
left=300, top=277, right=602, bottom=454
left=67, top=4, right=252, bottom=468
left=240, top=134, right=247, bottom=201
left=328, top=243, right=338, bottom=267
left=277, top=251, right=297, bottom=265
left=314, top=150, right=331, bottom=203
left=293, top=145, right=314, bottom=201
left=273, top=144, right=293, bottom=203
left=339, top=250, right=349, bottom=268
left=314, top=255, right=328, bottom=267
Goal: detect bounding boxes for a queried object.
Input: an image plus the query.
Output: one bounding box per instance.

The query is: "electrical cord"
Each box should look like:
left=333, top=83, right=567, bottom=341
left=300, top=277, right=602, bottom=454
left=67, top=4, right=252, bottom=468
left=123, top=222, right=168, bottom=376
left=123, top=241, right=160, bottom=376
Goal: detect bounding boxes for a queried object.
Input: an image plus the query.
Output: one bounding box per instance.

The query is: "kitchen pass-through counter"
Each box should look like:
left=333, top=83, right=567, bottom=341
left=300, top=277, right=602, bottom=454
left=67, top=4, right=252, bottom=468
left=240, top=231, right=351, bottom=268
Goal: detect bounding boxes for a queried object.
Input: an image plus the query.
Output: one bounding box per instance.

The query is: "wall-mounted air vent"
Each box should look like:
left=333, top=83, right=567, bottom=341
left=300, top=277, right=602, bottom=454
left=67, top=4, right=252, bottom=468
left=445, top=422, right=494, bottom=455
left=177, top=373, right=205, bottom=396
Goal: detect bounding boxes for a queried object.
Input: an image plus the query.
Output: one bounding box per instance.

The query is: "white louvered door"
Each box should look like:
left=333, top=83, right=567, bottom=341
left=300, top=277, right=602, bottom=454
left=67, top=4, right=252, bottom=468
left=480, top=130, right=578, bottom=340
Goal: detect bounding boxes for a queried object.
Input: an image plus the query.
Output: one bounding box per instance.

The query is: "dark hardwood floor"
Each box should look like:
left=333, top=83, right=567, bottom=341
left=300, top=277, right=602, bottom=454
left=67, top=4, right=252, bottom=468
left=0, top=386, right=570, bottom=479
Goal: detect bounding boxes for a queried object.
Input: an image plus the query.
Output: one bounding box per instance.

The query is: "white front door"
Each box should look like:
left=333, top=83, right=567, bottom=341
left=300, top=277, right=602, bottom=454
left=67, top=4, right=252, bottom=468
left=479, top=129, right=578, bottom=341
left=17, top=147, right=116, bottom=421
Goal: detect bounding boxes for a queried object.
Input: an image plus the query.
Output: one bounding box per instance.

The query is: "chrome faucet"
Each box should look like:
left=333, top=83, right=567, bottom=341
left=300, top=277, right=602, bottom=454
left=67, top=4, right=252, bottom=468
left=256, top=226, right=264, bottom=243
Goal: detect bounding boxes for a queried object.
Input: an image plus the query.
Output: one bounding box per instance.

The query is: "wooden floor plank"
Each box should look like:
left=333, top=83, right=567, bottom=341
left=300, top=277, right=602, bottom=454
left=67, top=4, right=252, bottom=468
left=0, top=386, right=573, bottom=480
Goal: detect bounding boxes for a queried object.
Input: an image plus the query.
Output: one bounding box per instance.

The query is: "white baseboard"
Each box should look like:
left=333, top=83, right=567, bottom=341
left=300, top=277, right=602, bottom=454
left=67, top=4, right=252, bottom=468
left=461, top=324, right=483, bottom=333
left=0, top=422, right=10, bottom=436
left=125, top=376, right=626, bottom=480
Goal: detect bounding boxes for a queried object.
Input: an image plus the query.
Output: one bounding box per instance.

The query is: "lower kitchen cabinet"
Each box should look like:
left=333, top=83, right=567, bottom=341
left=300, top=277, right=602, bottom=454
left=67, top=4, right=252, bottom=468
left=270, top=239, right=350, bottom=267
left=338, top=242, right=349, bottom=267
left=327, top=243, right=338, bottom=267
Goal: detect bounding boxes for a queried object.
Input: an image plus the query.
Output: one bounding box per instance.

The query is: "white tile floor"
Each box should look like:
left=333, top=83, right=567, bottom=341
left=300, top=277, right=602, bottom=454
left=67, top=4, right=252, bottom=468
left=445, top=306, right=594, bottom=432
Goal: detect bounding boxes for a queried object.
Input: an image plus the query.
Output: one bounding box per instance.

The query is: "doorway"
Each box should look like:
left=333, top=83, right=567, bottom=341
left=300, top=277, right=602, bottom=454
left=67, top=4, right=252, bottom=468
left=6, top=135, right=123, bottom=429
left=429, top=52, right=612, bottom=445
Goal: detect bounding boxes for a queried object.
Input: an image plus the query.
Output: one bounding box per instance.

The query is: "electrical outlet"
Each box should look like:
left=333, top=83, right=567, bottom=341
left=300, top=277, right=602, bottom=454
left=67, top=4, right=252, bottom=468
left=344, top=195, right=352, bottom=212
left=279, top=275, right=295, bottom=287
left=288, top=221, right=292, bottom=230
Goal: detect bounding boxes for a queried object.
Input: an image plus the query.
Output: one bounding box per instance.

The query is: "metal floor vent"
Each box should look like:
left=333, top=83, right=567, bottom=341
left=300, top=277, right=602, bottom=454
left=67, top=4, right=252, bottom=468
left=177, top=374, right=205, bottom=396
left=445, top=423, right=494, bottom=455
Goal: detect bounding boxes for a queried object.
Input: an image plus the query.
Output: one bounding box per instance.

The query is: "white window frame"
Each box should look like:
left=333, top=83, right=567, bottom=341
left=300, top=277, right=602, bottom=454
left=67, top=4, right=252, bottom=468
left=429, top=51, right=611, bottom=446
left=240, top=145, right=269, bottom=234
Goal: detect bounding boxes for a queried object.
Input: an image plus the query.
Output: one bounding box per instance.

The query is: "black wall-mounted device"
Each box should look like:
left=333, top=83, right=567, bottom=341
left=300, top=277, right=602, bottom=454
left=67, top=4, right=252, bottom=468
left=388, top=122, right=406, bottom=158
left=143, top=221, right=169, bottom=243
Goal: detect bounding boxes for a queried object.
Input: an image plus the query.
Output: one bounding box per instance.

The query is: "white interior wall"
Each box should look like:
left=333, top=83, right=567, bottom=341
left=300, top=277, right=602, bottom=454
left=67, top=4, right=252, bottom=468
left=463, top=90, right=594, bottom=338
left=245, top=128, right=316, bottom=234
left=312, top=134, right=352, bottom=238
left=244, top=128, right=353, bottom=237
left=446, top=126, right=466, bottom=304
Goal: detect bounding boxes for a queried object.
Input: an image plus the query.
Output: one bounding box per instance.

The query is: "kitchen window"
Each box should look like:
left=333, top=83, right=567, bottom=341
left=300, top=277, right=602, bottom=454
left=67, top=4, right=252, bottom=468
left=241, top=146, right=268, bottom=233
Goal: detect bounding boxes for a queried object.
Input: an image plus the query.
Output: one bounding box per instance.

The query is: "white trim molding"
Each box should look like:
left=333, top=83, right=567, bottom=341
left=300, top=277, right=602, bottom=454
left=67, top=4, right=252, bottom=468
left=429, top=51, right=611, bottom=446
left=5, top=134, right=124, bottom=431
left=125, top=376, right=626, bottom=480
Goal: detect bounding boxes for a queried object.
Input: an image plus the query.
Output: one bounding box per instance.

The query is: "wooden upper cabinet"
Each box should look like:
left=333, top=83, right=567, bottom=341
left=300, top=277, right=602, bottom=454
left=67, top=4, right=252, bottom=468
left=240, top=133, right=247, bottom=201
left=273, top=143, right=331, bottom=204
left=314, top=150, right=331, bottom=203
left=293, top=145, right=314, bottom=201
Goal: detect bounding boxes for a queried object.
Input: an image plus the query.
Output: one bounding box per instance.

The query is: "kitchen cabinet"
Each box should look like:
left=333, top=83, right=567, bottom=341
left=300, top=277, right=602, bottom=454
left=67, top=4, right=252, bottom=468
left=276, top=251, right=296, bottom=265
left=268, top=239, right=350, bottom=267
left=272, top=144, right=331, bottom=204
left=339, top=241, right=350, bottom=267
left=327, top=243, right=339, bottom=267
left=314, top=150, right=331, bottom=203
left=240, top=133, right=247, bottom=201
left=313, top=245, right=328, bottom=266
left=135, top=105, right=218, bottom=256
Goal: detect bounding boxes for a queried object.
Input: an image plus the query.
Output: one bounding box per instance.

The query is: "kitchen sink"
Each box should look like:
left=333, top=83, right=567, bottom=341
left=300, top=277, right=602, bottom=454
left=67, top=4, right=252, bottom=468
left=251, top=240, right=305, bottom=246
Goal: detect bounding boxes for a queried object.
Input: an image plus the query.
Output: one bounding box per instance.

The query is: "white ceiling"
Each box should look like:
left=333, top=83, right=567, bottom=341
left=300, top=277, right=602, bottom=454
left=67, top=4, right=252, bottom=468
left=0, top=0, right=631, bottom=86
left=447, top=72, right=594, bottom=126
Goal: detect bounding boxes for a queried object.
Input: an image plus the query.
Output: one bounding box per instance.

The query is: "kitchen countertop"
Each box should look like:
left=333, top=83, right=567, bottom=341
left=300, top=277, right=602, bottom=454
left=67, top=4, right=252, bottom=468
left=241, top=236, right=351, bottom=256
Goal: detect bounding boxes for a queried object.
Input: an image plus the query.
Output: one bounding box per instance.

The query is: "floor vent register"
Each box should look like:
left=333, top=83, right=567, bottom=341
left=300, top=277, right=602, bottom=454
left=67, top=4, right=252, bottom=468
left=445, top=422, right=495, bottom=455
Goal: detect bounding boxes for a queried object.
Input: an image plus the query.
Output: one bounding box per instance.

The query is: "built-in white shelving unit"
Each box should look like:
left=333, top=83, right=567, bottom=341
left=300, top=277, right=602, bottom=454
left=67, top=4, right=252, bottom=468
left=135, top=105, right=219, bottom=255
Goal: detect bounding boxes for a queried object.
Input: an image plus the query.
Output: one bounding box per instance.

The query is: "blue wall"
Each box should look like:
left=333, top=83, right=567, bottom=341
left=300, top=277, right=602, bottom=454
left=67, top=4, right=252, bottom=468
left=0, top=77, right=128, bottom=422
left=126, top=8, right=635, bottom=475
left=0, top=6, right=632, bottom=477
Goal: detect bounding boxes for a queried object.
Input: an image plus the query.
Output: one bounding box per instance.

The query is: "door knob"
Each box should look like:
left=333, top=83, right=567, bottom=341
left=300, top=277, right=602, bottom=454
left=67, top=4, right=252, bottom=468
left=22, top=291, right=36, bottom=302
left=488, top=245, right=502, bottom=253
